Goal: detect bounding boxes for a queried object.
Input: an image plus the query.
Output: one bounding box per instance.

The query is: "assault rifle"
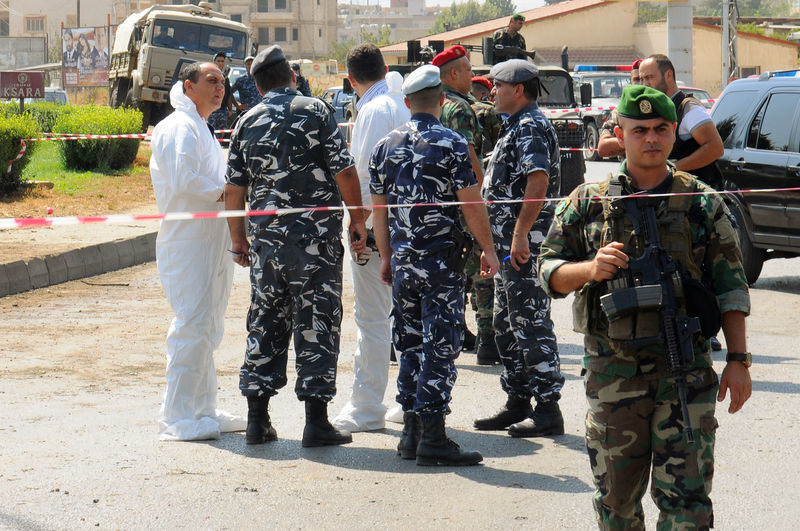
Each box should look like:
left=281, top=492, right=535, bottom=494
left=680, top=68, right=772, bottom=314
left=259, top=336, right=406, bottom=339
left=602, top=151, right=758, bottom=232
left=599, top=198, right=700, bottom=445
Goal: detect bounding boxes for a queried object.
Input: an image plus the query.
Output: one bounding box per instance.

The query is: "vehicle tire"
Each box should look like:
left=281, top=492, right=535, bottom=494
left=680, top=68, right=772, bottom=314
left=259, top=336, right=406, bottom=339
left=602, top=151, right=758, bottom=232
left=124, top=89, right=151, bottom=132
left=729, top=201, right=764, bottom=285
left=584, top=121, right=599, bottom=162
left=109, top=79, right=129, bottom=109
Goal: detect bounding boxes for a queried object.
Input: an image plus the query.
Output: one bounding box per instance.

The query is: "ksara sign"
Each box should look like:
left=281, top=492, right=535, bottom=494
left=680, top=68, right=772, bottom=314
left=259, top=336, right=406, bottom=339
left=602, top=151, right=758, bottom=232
left=0, top=71, right=45, bottom=99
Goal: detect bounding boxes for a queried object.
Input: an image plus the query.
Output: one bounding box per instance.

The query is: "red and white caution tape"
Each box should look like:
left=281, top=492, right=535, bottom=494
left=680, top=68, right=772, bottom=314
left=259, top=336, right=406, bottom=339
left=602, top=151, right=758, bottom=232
left=3, top=187, right=800, bottom=230
left=6, top=140, right=27, bottom=175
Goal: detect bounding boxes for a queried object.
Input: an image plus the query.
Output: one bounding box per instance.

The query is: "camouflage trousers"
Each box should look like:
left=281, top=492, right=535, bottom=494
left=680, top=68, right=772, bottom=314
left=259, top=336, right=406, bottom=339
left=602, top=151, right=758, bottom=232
left=464, top=240, right=495, bottom=333
left=494, top=237, right=563, bottom=403
left=584, top=367, right=719, bottom=530
left=392, top=257, right=466, bottom=418
left=239, top=238, right=344, bottom=401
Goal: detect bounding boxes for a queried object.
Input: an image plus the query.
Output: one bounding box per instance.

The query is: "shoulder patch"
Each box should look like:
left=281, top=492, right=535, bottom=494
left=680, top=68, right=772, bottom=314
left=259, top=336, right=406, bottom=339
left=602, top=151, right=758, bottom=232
left=555, top=198, right=570, bottom=216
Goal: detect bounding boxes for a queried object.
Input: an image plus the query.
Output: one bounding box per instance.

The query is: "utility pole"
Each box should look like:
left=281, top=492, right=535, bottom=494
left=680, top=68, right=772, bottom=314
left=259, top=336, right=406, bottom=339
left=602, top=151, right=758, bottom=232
left=77, top=0, right=81, bottom=27
left=721, top=0, right=739, bottom=91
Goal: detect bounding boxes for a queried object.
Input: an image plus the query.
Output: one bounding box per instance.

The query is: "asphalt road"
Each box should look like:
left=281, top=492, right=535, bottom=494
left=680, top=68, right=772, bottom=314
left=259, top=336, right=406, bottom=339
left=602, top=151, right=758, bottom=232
left=1, top=218, right=798, bottom=529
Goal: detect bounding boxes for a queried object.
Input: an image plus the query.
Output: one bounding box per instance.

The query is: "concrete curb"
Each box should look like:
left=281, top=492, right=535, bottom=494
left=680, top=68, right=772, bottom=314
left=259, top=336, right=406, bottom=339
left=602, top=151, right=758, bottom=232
left=0, top=232, right=157, bottom=298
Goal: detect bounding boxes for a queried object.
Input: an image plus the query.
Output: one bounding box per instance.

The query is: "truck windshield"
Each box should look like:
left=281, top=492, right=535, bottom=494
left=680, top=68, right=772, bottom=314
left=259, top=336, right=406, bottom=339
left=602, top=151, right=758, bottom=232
left=151, top=20, right=247, bottom=59
left=538, top=74, right=573, bottom=107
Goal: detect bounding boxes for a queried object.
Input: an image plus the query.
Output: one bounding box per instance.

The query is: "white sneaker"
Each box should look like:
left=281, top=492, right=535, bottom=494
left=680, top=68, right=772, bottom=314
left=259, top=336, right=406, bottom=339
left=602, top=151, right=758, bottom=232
left=385, top=404, right=404, bottom=424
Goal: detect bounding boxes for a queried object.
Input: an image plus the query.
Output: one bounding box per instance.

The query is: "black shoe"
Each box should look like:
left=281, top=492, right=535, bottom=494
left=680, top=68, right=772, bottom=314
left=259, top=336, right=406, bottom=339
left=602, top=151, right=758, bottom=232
left=416, top=414, right=482, bottom=466
left=397, top=411, right=420, bottom=460
left=474, top=396, right=532, bottom=431
left=710, top=336, right=722, bottom=351
left=302, top=399, right=353, bottom=447
left=245, top=396, right=277, bottom=445
left=463, top=328, right=477, bottom=352
left=508, top=401, right=565, bottom=438
left=476, top=331, right=500, bottom=365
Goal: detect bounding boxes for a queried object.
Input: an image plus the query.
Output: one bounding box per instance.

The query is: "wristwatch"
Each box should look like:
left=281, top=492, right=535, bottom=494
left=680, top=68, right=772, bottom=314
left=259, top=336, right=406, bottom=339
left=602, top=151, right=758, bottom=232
left=726, top=351, right=752, bottom=368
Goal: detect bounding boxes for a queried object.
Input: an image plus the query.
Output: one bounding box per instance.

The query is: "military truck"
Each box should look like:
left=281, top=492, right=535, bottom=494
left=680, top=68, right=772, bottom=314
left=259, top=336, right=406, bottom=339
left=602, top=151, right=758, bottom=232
left=109, top=1, right=251, bottom=129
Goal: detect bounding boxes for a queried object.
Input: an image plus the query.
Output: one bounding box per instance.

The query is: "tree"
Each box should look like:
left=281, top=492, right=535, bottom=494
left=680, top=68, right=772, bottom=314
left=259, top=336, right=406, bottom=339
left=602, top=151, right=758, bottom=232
left=359, top=24, right=393, bottom=47
left=430, top=0, right=517, bottom=34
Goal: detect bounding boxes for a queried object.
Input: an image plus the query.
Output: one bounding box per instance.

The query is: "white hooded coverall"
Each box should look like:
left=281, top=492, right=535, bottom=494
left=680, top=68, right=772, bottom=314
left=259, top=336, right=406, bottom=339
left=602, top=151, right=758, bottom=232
left=150, top=82, right=244, bottom=440
left=333, top=71, right=411, bottom=431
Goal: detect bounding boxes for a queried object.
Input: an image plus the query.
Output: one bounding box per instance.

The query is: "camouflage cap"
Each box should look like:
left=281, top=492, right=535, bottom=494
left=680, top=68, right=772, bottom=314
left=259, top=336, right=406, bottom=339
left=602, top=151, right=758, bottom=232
left=617, top=84, right=677, bottom=123
left=250, top=45, right=286, bottom=76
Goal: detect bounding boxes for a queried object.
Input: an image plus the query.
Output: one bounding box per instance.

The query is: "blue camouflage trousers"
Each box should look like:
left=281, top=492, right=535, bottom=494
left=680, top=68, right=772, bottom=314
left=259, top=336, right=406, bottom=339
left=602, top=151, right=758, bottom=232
left=240, top=238, right=343, bottom=401
left=392, top=257, right=466, bottom=418
left=494, top=227, right=564, bottom=403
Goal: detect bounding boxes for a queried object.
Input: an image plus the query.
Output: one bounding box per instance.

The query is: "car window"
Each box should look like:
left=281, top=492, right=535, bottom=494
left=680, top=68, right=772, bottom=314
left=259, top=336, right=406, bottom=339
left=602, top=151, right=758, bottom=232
left=322, top=91, right=334, bottom=104
left=747, top=92, right=800, bottom=152
left=712, top=89, right=757, bottom=143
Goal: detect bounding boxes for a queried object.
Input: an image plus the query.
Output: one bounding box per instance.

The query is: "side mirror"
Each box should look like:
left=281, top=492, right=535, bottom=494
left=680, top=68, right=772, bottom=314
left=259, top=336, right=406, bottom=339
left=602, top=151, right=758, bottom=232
left=580, top=83, right=592, bottom=106
left=342, top=78, right=353, bottom=95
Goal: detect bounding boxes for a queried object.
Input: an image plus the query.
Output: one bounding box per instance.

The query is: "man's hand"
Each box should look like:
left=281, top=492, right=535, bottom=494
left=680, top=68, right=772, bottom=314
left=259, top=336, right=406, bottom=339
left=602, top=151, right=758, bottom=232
left=508, top=233, right=530, bottom=271
left=230, top=238, right=251, bottom=267
left=589, top=241, right=629, bottom=282
left=380, top=256, right=392, bottom=286
left=718, top=362, right=752, bottom=414
left=480, top=250, right=500, bottom=278
left=349, top=219, right=367, bottom=256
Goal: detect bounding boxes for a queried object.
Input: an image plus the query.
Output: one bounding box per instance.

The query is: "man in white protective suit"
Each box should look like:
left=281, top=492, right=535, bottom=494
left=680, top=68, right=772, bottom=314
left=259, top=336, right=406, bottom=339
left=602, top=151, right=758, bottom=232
left=332, top=44, right=411, bottom=432
left=150, top=62, right=246, bottom=440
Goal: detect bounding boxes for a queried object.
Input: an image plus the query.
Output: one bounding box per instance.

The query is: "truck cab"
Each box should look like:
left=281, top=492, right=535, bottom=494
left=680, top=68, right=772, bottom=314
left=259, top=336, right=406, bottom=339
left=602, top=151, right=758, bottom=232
left=109, top=2, right=251, bottom=129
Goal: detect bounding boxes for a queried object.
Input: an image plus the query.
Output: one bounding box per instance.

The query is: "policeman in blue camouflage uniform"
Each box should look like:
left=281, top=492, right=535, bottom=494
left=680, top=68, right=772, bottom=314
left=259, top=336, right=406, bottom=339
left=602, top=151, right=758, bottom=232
left=370, top=65, right=500, bottom=466
left=224, top=45, right=368, bottom=448
left=433, top=44, right=499, bottom=364
left=232, top=55, right=262, bottom=112
left=474, top=59, right=566, bottom=437
left=539, top=85, right=752, bottom=529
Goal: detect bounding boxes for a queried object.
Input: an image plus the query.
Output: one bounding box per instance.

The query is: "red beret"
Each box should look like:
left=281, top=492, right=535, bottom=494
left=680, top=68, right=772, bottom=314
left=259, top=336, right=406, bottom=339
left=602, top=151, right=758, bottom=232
left=432, top=45, right=467, bottom=68
left=471, top=76, right=493, bottom=92
left=632, top=59, right=642, bottom=70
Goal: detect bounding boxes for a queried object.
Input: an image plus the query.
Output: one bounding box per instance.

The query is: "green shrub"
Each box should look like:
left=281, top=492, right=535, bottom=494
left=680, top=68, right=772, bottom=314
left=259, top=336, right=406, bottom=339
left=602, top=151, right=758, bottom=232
left=0, top=113, right=39, bottom=195
left=23, top=103, right=73, bottom=133
left=52, top=105, right=143, bottom=171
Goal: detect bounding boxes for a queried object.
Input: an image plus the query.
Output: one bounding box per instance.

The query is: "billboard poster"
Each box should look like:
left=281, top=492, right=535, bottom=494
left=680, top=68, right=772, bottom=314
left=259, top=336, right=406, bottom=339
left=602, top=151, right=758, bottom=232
left=62, top=26, right=115, bottom=88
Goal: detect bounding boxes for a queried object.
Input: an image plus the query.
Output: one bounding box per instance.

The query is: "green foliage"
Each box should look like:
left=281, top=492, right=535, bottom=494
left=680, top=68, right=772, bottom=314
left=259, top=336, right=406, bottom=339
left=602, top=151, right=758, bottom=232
left=360, top=25, right=393, bottom=46
left=0, top=102, right=72, bottom=133
left=328, top=37, right=358, bottom=65
left=0, top=113, right=39, bottom=195
left=738, top=22, right=766, bottom=36
left=638, top=2, right=667, bottom=23
left=52, top=106, right=143, bottom=172
left=431, top=0, right=517, bottom=34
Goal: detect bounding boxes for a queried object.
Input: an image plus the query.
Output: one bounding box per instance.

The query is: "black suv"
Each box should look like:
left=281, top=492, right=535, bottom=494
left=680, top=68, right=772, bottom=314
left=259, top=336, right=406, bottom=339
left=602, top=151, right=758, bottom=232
left=712, top=70, right=800, bottom=284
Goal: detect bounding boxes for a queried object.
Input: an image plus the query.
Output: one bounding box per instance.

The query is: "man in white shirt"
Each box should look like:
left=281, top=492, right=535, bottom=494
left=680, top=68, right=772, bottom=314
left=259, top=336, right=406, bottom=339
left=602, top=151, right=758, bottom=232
left=150, top=62, right=245, bottom=440
left=332, top=44, right=411, bottom=432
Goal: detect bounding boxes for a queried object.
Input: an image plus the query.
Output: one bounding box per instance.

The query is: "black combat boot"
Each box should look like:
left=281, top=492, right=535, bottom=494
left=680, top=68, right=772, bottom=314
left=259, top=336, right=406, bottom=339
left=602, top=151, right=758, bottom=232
left=302, top=399, right=353, bottom=448
left=508, top=400, right=565, bottom=438
left=463, top=327, right=477, bottom=352
left=245, top=396, right=277, bottom=445
left=475, top=331, right=500, bottom=365
left=473, top=396, right=532, bottom=431
left=416, top=414, right=482, bottom=466
left=397, top=411, right=421, bottom=460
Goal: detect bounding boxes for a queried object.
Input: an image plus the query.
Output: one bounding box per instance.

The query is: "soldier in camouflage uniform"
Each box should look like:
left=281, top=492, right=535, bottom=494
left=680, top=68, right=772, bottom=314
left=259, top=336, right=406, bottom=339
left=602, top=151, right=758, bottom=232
left=539, top=85, right=752, bottom=529
left=224, top=45, right=368, bottom=449
left=492, top=14, right=529, bottom=64
left=471, top=76, right=502, bottom=157
left=369, top=65, right=500, bottom=466
left=474, top=59, right=566, bottom=438
left=432, top=45, right=499, bottom=364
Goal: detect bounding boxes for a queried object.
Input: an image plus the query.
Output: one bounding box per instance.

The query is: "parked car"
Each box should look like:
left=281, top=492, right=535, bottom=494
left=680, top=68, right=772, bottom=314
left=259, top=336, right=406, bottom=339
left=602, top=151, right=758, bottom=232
left=27, top=87, right=70, bottom=105
left=321, top=86, right=355, bottom=124
left=678, top=85, right=713, bottom=108
left=711, top=69, right=800, bottom=284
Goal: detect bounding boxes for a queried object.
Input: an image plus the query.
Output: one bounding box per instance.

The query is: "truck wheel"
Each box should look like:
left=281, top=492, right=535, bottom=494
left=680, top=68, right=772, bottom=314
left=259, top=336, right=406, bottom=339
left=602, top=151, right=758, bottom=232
left=584, top=122, right=599, bottom=162
left=729, top=201, right=764, bottom=285
left=109, top=79, right=129, bottom=109
left=124, top=89, right=151, bottom=132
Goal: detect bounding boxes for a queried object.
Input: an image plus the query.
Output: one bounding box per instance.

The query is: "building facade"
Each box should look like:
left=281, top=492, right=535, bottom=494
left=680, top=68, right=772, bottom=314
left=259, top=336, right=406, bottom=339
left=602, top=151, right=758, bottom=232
left=338, top=2, right=438, bottom=46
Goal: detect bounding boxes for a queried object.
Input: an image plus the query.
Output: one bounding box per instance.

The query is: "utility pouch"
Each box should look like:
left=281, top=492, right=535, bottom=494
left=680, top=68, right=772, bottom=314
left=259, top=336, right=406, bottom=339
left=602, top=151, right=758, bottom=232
left=444, top=224, right=474, bottom=272
left=683, top=276, right=722, bottom=338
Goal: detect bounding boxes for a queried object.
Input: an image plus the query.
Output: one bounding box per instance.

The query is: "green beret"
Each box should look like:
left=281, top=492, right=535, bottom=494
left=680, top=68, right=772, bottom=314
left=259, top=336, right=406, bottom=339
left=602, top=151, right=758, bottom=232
left=511, top=13, right=525, bottom=21
left=617, top=85, right=677, bottom=123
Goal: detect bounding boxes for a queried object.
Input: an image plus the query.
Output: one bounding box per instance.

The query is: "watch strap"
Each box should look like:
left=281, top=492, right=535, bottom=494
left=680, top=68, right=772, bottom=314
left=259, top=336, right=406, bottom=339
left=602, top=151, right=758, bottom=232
left=726, top=351, right=752, bottom=368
